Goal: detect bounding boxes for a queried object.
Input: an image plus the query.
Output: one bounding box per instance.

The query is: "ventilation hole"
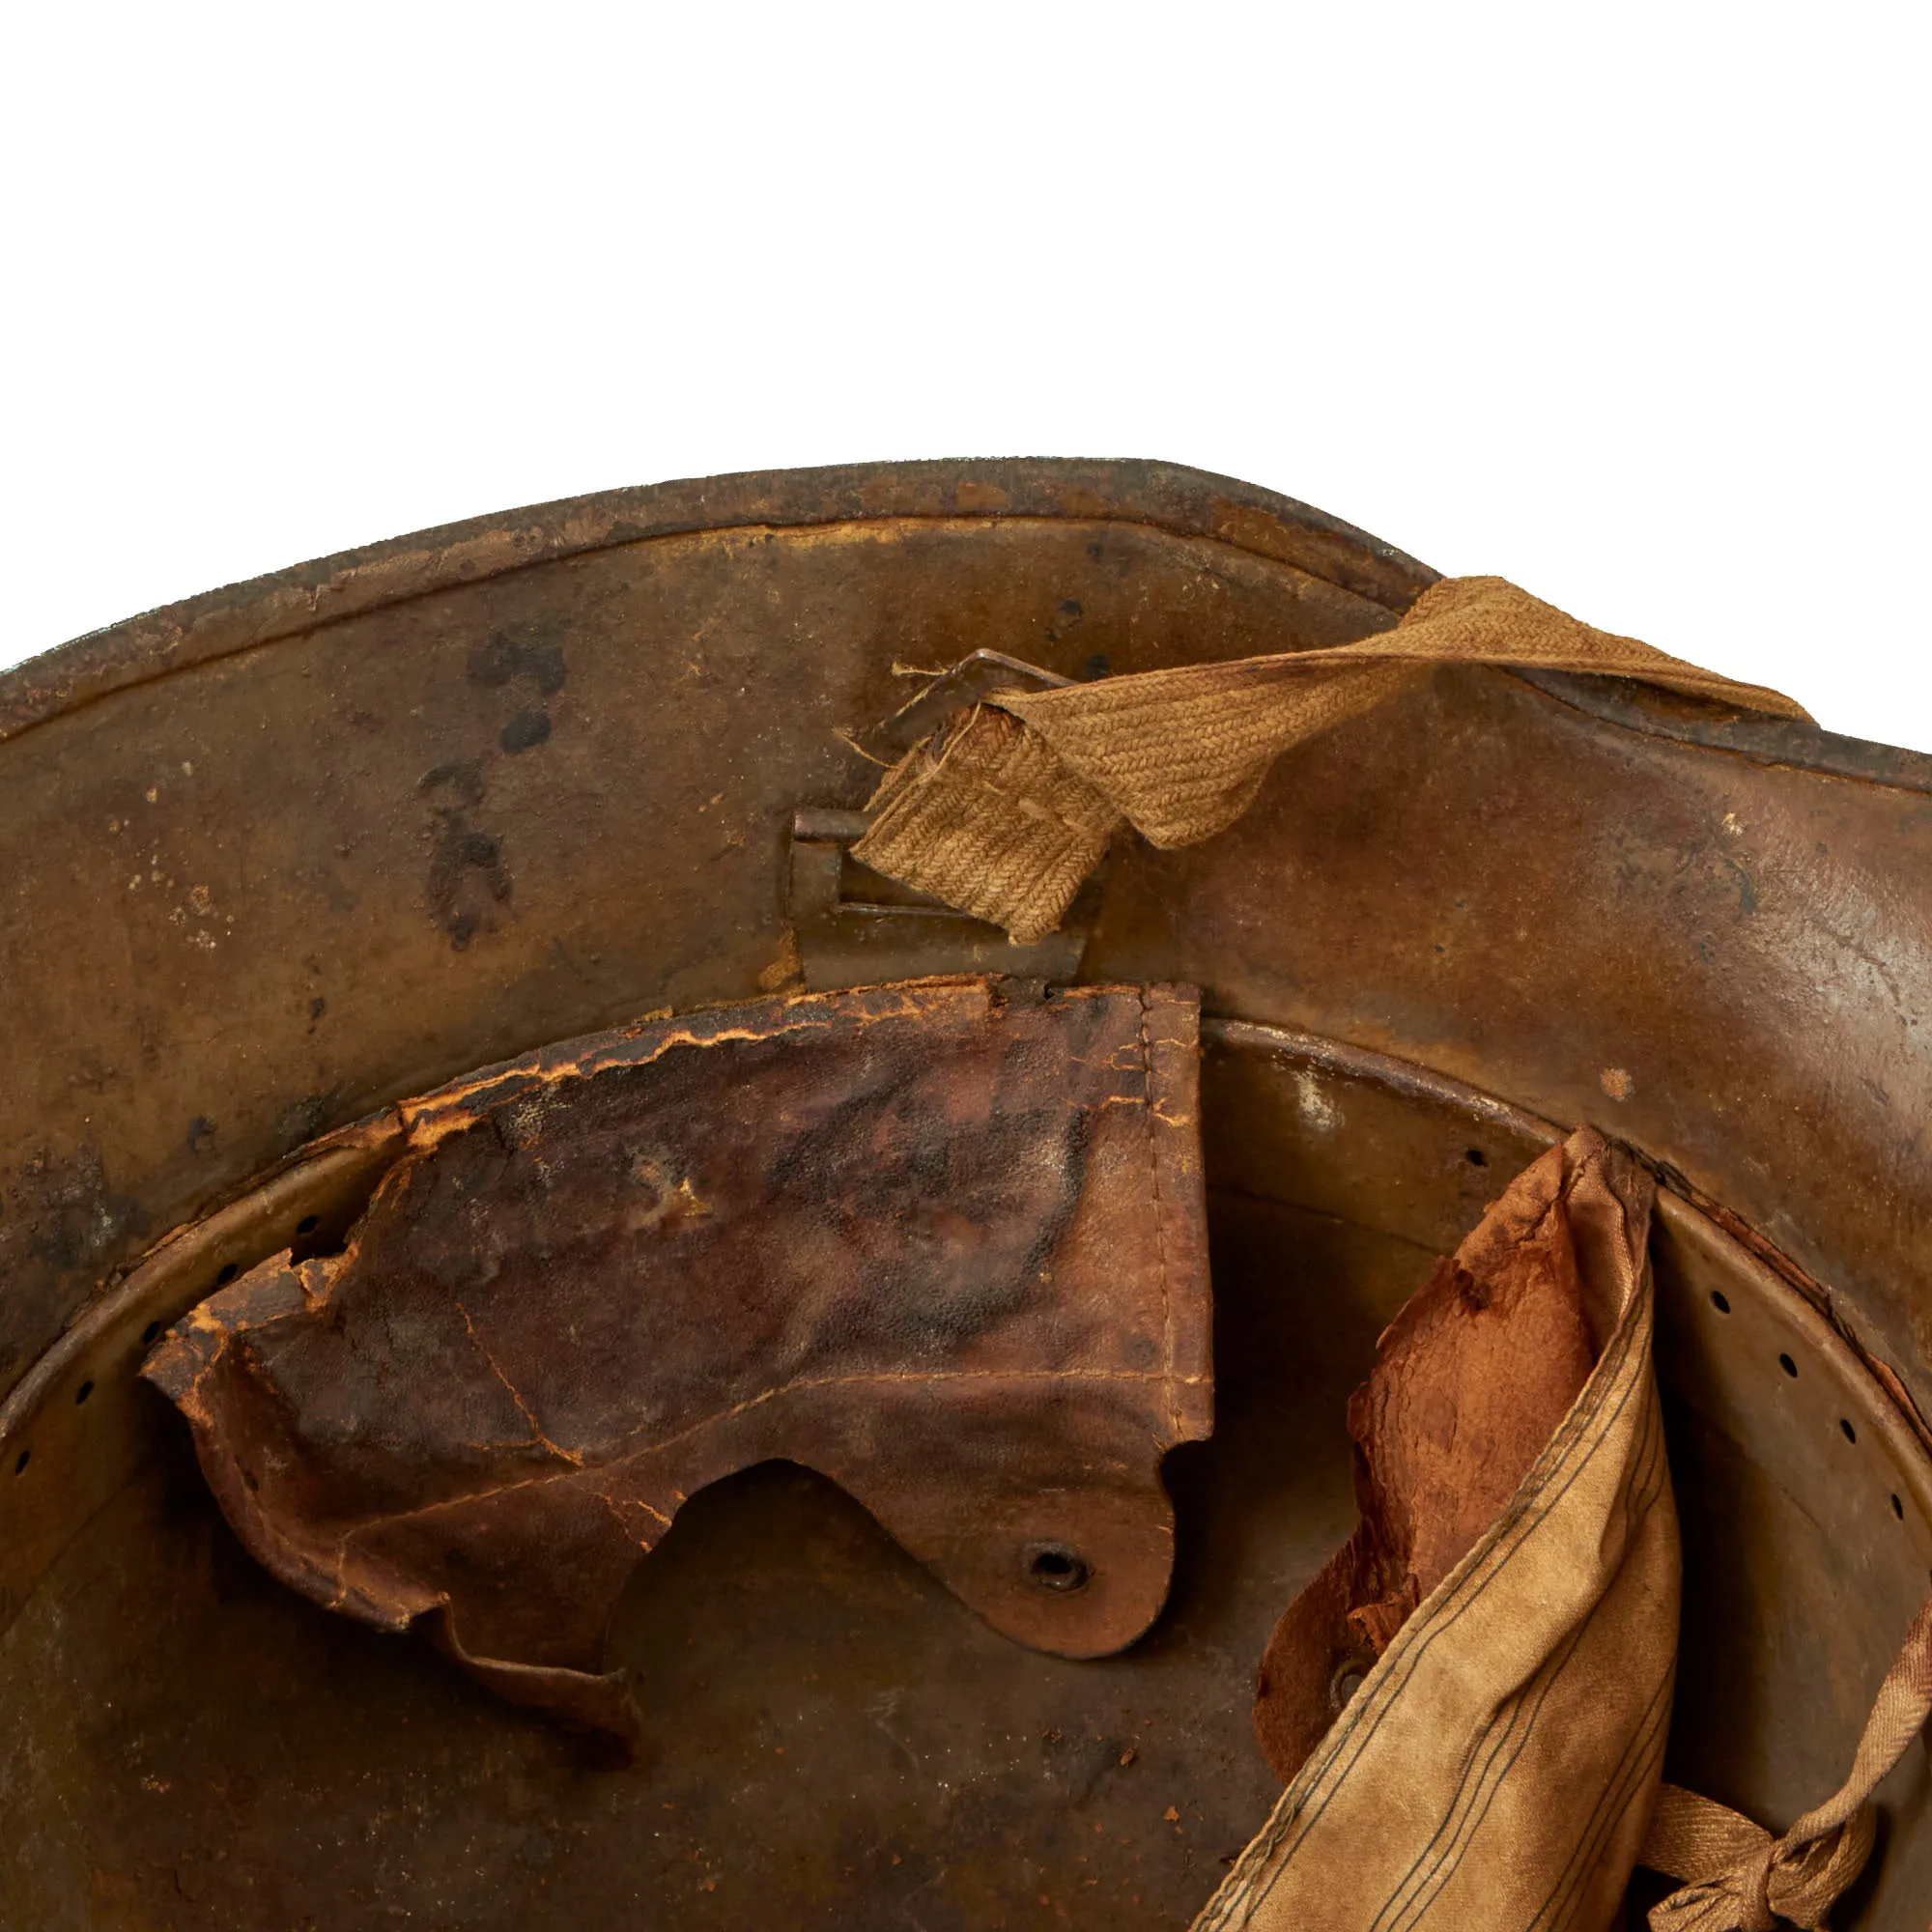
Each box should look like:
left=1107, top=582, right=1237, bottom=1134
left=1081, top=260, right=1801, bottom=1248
left=296, top=1214, right=319, bottom=1236
left=1332, top=1665, right=1368, bottom=1709
left=74, top=1380, right=94, bottom=1406
left=13, top=1449, right=28, bottom=1476
left=1710, top=1291, right=1731, bottom=1314
left=1464, top=1149, right=1488, bottom=1169
left=215, top=1263, right=239, bottom=1286
left=1779, top=1353, right=1799, bottom=1378
left=141, top=1320, right=162, bottom=1346
left=1892, top=1493, right=1906, bottom=1520
left=1025, top=1544, right=1091, bottom=1593
left=1841, top=1419, right=1858, bottom=1444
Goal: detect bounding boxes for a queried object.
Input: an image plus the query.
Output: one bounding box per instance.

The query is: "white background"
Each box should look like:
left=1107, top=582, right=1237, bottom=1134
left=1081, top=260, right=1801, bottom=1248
left=5, top=5, right=1926, bottom=747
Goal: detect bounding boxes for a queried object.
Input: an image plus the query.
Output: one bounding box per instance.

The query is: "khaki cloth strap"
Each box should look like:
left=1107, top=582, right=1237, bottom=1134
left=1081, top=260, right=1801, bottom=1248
left=855, top=575, right=1809, bottom=944
left=1190, top=1129, right=1677, bottom=1932
left=1640, top=1594, right=1932, bottom=1929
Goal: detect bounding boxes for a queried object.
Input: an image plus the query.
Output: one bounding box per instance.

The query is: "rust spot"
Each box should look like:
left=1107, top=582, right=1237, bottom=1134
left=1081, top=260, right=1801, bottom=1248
left=952, top=480, right=1012, bottom=514
left=755, top=929, right=804, bottom=993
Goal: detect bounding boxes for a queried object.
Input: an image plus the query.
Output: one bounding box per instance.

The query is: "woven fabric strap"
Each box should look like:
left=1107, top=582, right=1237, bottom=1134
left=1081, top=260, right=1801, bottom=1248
left=1640, top=1595, right=1932, bottom=1929
left=854, top=575, right=1809, bottom=944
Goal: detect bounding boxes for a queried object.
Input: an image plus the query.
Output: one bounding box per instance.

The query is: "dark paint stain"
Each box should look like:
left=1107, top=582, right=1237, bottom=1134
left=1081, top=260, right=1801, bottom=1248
left=304, top=860, right=361, bottom=917
left=277, top=1091, right=343, bottom=1150
left=5, top=1145, right=141, bottom=1277
left=499, top=710, right=553, bottom=754
left=0, top=1145, right=143, bottom=1389
left=1082, top=653, right=1112, bottom=682
left=307, top=996, right=327, bottom=1031
left=419, top=762, right=512, bottom=950
left=187, top=1117, right=217, bottom=1155
left=418, top=760, right=485, bottom=809
left=469, top=633, right=567, bottom=697
left=1722, top=857, right=1760, bottom=914
left=1048, top=600, right=1092, bottom=648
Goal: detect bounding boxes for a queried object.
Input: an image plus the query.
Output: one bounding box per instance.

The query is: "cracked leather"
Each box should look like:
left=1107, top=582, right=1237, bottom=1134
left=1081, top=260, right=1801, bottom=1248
left=143, top=977, right=1212, bottom=1752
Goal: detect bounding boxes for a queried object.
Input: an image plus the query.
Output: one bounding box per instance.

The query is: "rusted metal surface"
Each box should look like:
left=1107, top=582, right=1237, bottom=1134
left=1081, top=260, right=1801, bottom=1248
left=1519, top=668, right=1932, bottom=794
left=141, top=979, right=1210, bottom=1751
left=3, top=1028, right=1928, bottom=1926
left=787, top=809, right=1096, bottom=989
left=855, top=645, right=1076, bottom=762
left=3, top=460, right=1932, bottom=1925
left=0, top=462, right=1433, bottom=746
left=0, top=478, right=1410, bottom=1399
left=1082, top=662, right=1932, bottom=1427
left=2, top=461, right=1926, bottom=1448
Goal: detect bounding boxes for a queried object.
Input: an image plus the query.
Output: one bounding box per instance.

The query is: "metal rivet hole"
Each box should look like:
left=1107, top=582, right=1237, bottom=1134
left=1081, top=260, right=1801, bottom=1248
left=1025, top=1544, right=1090, bottom=1593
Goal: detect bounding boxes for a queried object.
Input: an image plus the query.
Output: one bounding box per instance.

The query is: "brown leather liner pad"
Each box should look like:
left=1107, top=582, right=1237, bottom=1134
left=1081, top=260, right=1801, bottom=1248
left=144, top=978, right=1212, bottom=1753
left=1250, top=1128, right=1646, bottom=1781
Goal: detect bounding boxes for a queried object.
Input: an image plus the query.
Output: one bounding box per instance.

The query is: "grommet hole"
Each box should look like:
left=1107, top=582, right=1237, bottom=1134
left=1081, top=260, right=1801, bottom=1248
left=1892, top=1493, right=1906, bottom=1520
left=1463, top=1149, right=1487, bottom=1169
left=74, top=1380, right=94, bottom=1406
left=1840, top=1419, right=1858, bottom=1444
left=1710, top=1291, right=1731, bottom=1314
left=1778, top=1352, right=1799, bottom=1378
left=214, top=1263, right=239, bottom=1286
left=141, top=1320, right=162, bottom=1347
left=1330, top=1662, right=1369, bottom=1711
left=296, top=1215, right=319, bottom=1236
left=1025, top=1544, right=1090, bottom=1593
left=12, top=1449, right=28, bottom=1476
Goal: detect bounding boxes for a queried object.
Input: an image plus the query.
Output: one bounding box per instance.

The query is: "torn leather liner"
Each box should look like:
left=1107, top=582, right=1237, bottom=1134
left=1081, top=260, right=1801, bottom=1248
left=144, top=978, right=1212, bottom=1755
